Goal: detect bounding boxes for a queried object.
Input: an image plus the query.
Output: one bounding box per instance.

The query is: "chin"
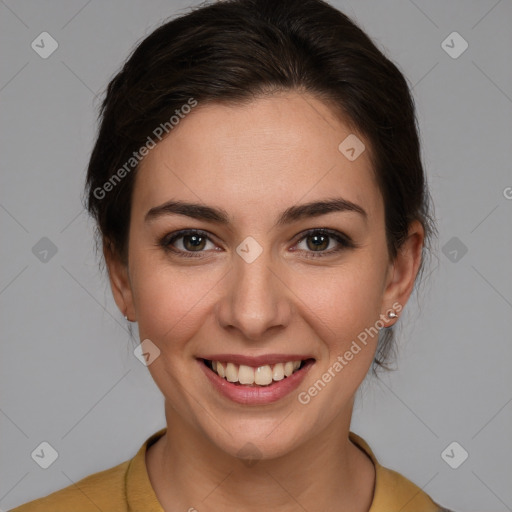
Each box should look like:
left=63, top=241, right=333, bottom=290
left=195, top=413, right=313, bottom=464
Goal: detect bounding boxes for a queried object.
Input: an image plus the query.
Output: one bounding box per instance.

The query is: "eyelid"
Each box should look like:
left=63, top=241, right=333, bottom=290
left=293, top=227, right=354, bottom=246
left=161, top=228, right=214, bottom=246
left=160, top=227, right=355, bottom=258
left=160, top=228, right=219, bottom=256
left=292, top=228, right=356, bottom=256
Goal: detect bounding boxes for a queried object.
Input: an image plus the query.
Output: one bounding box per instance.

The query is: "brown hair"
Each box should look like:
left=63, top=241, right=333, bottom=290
left=84, top=0, right=437, bottom=371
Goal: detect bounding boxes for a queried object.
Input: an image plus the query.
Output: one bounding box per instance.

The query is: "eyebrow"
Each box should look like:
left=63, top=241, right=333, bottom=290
left=145, top=197, right=367, bottom=226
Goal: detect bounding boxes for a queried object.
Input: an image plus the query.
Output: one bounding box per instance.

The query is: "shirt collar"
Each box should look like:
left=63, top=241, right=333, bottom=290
left=126, top=427, right=167, bottom=512
left=126, top=428, right=438, bottom=512
left=349, top=431, right=441, bottom=511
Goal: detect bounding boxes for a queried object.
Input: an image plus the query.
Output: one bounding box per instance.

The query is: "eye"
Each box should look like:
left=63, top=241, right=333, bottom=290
left=293, top=228, right=354, bottom=258
left=160, top=229, right=218, bottom=257
left=159, top=228, right=355, bottom=259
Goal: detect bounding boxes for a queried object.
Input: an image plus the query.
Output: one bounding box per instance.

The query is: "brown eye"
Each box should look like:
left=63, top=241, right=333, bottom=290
left=294, top=229, right=354, bottom=258
left=160, top=229, right=216, bottom=257
left=304, top=233, right=330, bottom=251
left=181, top=233, right=207, bottom=251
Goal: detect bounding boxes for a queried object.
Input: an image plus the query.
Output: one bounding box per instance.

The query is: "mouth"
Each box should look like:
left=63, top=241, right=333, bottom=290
left=200, top=357, right=315, bottom=387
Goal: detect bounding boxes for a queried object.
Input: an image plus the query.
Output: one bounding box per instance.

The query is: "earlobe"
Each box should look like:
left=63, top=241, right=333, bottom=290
left=382, top=220, right=425, bottom=320
left=103, top=242, right=136, bottom=322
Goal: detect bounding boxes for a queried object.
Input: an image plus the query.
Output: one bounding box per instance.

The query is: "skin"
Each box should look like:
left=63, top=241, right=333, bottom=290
left=106, top=91, right=424, bottom=512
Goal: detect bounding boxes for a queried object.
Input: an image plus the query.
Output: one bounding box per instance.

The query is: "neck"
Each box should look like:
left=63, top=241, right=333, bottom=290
left=146, top=400, right=375, bottom=512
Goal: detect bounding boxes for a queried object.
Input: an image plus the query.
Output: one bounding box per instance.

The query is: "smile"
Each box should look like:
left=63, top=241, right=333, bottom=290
left=197, top=356, right=316, bottom=405
left=204, top=359, right=307, bottom=386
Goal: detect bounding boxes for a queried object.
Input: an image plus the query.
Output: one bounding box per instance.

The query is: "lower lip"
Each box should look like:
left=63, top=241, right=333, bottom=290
left=197, top=358, right=315, bottom=405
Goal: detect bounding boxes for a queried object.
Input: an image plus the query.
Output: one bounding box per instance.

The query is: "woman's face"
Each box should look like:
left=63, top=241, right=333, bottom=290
left=108, top=91, right=421, bottom=459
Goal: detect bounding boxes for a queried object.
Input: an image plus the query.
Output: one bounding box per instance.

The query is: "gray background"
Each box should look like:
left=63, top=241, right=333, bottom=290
left=1, top=1, right=511, bottom=510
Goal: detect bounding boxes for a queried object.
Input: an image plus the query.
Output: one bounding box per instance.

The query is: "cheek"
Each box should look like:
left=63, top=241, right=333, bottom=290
left=305, top=264, right=383, bottom=326
left=128, top=259, right=219, bottom=405
left=130, top=255, right=220, bottom=353
left=131, top=253, right=386, bottom=348
left=291, top=267, right=385, bottom=409
left=292, top=262, right=385, bottom=365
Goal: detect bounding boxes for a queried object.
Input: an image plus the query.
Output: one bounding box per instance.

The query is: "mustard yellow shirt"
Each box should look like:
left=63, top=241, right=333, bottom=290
left=9, top=428, right=449, bottom=511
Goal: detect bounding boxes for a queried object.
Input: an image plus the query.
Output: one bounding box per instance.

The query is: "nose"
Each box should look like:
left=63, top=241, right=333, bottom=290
left=216, top=246, right=292, bottom=341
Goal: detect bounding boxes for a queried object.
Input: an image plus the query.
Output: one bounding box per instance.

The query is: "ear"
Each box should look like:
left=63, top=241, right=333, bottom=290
left=103, top=241, right=136, bottom=322
left=382, top=220, right=425, bottom=320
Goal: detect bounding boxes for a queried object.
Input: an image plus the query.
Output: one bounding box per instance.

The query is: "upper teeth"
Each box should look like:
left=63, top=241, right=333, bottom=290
left=210, top=360, right=302, bottom=386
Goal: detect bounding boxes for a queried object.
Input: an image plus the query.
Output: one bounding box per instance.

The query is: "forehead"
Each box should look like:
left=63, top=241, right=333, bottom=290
left=133, top=92, right=383, bottom=227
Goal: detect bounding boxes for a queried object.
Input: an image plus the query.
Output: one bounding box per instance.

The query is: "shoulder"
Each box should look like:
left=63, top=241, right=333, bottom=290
left=7, top=459, right=130, bottom=512
left=349, top=431, right=451, bottom=512
left=375, top=463, right=447, bottom=511
left=8, top=428, right=167, bottom=512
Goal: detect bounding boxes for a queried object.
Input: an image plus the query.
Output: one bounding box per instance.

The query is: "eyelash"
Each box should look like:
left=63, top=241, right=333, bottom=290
left=159, top=228, right=356, bottom=259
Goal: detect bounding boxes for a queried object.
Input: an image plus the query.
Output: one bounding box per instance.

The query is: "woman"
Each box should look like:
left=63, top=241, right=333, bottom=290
left=11, top=0, right=451, bottom=510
